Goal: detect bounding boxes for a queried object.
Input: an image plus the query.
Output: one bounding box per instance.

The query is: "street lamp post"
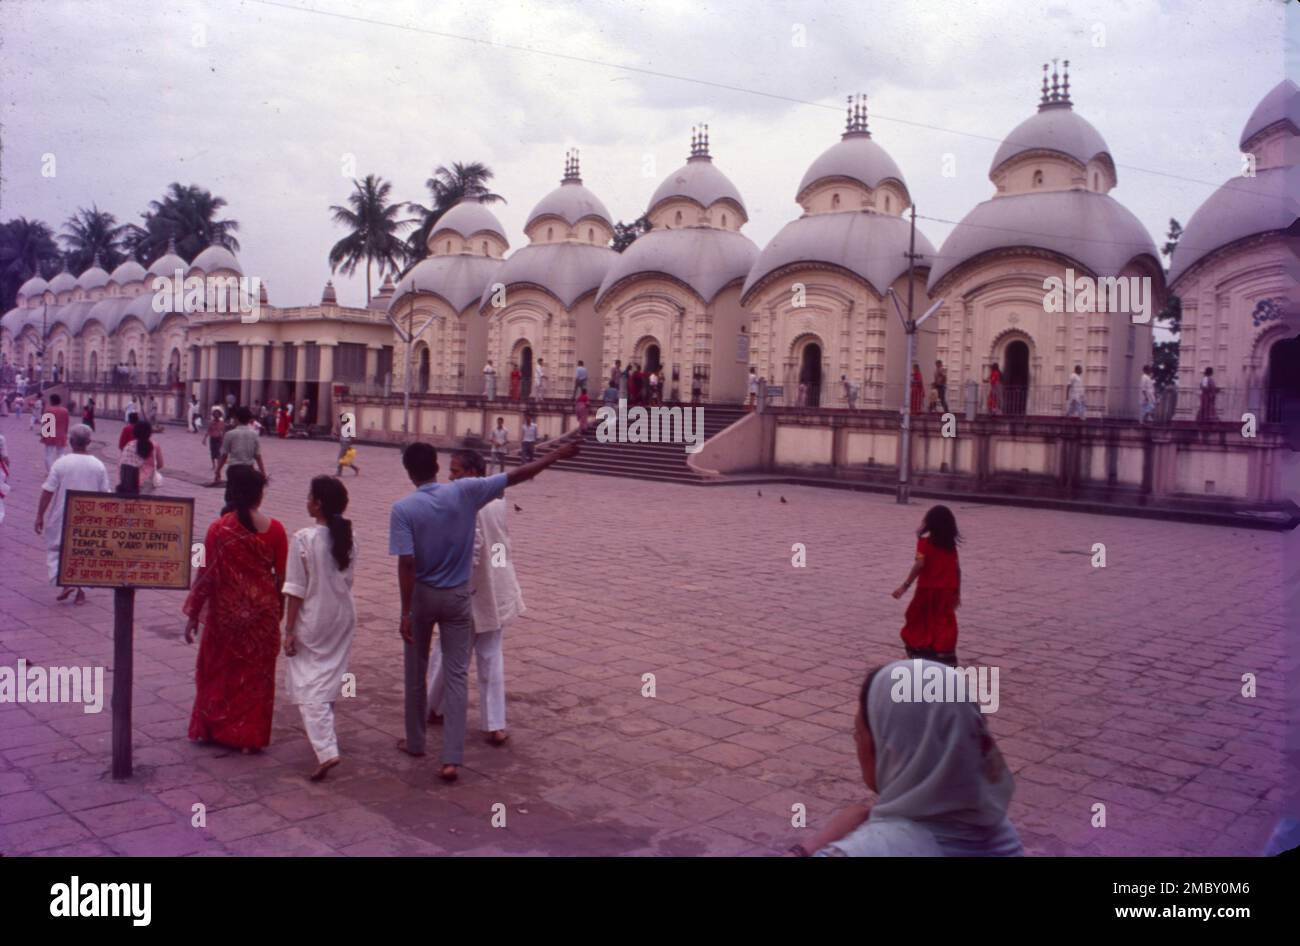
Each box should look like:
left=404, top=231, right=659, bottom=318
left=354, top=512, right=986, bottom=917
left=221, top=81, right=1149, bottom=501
left=887, top=206, right=943, bottom=505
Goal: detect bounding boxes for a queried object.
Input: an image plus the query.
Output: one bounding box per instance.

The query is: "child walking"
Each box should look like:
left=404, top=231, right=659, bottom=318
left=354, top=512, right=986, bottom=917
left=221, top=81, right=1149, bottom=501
left=282, top=476, right=357, bottom=781
left=891, top=505, right=962, bottom=666
left=335, top=435, right=360, bottom=476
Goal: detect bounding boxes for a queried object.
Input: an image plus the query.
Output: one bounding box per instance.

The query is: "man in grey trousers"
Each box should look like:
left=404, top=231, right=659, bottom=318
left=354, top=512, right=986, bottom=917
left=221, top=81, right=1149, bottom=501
left=389, top=435, right=579, bottom=781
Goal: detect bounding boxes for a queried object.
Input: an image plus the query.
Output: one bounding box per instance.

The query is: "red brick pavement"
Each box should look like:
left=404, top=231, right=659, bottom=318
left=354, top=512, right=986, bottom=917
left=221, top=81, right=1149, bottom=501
left=0, top=413, right=1288, bottom=856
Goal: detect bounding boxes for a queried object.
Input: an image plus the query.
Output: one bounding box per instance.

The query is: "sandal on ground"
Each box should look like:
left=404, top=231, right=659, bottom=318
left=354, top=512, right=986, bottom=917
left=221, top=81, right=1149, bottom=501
left=309, top=757, right=341, bottom=781
left=73, top=589, right=87, bottom=606
left=488, top=730, right=508, bottom=746
left=57, top=587, right=76, bottom=602
left=438, top=764, right=459, bottom=782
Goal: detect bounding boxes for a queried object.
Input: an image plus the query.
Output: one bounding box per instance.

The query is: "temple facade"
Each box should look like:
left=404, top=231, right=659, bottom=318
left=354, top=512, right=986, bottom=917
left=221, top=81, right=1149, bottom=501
left=742, top=95, right=936, bottom=409
left=4, top=66, right=1295, bottom=431
left=927, top=62, right=1164, bottom=419
left=594, top=126, right=757, bottom=403
left=1166, top=78, right=1300, bottom=422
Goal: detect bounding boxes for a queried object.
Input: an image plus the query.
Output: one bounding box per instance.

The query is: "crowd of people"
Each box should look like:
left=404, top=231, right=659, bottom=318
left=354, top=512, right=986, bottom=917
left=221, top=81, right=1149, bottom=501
left=1, top=386, right=1039, bottom=857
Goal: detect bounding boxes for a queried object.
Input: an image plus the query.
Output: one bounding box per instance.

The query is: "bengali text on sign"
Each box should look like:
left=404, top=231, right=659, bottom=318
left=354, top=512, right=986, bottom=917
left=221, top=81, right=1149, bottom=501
left=57, top=492, right=195, bottom=590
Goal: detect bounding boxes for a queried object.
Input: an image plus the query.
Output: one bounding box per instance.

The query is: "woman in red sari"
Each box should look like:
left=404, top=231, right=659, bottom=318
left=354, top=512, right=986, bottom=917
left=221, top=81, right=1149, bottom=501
left=183, top=466, right=287, bottom=752
left=276, top=405, right=290, bottom=438
left=987, top=362, right=1002, bottom=415
left=509, top=363, right=522, bottom=400
left=909, top=363, right=925, bottom=414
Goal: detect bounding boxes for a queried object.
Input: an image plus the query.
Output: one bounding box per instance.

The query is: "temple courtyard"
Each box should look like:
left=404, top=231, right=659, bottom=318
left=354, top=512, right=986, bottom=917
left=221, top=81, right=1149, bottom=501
left=0, top=415, right=1288, bottom=856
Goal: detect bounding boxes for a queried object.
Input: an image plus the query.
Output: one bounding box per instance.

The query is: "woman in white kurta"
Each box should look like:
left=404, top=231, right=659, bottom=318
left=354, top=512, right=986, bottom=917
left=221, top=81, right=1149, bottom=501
left=427, top=449, right=523, bottom=744
left=282, top=475, right=357, bottom=780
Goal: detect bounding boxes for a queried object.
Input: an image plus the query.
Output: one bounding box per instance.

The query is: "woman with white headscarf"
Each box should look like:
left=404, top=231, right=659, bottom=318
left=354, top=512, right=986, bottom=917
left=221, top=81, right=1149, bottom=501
left=790, top=659, right=1023, bottom=857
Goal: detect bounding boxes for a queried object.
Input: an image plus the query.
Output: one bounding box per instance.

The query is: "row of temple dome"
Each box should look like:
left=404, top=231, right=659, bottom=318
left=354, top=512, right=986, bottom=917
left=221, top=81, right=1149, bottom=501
left=5, top=67, right=1295, bottom=340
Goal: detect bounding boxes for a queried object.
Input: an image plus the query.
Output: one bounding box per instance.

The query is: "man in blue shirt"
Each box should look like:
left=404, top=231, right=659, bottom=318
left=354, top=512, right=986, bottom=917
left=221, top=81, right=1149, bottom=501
left=390, top=435, right=579, bottom=780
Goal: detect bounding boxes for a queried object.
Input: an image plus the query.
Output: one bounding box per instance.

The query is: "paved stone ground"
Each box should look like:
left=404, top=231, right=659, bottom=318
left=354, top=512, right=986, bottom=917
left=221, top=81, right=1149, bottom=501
left=0, top=412, right=1288, bottom=856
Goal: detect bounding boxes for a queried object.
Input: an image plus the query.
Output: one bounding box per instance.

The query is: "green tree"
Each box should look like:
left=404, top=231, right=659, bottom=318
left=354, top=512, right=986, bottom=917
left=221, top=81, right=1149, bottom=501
left=1153, top=218, right=1182, bottom=390
left=404, top=161, right=504, bottom=266
left=0, top=217, right=61, bottom=312
left=61, top=205, right=129, bottom=274
left=611, top=215, right=651, bottom=252
left=328, top=174, right=410, bottom=300
left=123, top=183, right=240, bottom=264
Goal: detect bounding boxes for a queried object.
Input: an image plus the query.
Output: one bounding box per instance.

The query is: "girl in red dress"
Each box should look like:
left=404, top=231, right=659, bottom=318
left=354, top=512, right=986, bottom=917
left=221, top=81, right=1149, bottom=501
left=987, top=363, right=1002, bottom=415
left=184, top=466, right=287, bottom=751
left=277, top=405, right=290, bottom=438
left=892, top=505, right=961, bottom=666
left=509, top=364, right=522, bottom=400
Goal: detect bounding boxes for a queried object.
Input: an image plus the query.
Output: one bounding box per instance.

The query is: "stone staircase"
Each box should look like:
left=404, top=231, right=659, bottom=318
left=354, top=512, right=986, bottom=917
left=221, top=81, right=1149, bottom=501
left=527, top=403, right=749, bottom=484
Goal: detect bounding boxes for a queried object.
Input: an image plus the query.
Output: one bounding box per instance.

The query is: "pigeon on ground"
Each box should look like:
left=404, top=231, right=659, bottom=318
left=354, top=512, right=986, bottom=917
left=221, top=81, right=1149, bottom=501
left=779, top=496, right=787, bottom=504
left=513, top=504, right=523, bottom=513
left=757, top=489, right=762, bottom=497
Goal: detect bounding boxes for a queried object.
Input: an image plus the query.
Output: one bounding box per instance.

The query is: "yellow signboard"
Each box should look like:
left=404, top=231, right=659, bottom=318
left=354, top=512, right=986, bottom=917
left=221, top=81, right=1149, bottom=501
left=57, top=491, right=194, bottom=590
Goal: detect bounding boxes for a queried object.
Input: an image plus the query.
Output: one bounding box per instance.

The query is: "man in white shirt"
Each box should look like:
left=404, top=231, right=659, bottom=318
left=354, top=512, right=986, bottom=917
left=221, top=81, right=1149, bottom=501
left=1066, top=365, right=1087, bottom=420
left=483, top=360, right=498, bottom=400
left=747, top=368, right=760, bottom=410
left=520, top=413, right=539, bottom=462
left=124, top=397, right=140, bottom=424
left=426, top=449, right=525, bottom=746
left=1139, top=364, right=1156, bottom=423
left=533, top=358, right=547, bottom=400
left=489, top=416, right=509, bottom=472
left=35, top=424, right=111, bottom=605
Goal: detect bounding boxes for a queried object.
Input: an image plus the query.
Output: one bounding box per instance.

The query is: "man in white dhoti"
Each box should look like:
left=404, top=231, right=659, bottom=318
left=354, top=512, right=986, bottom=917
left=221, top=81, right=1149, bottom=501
left=282, top=476, right=357, bottom=780
left=34, top=425, right=110, bottom=605
left=1139, top=364, right=1156, bottom=423
left=426, top=449, right=523, bottom=746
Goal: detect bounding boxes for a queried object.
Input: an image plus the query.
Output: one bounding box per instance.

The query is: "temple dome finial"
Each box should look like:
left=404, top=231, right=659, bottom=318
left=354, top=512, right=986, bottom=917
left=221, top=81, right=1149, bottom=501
left=1039, top=58, right=1073, bottom=110
left=843, top=93, right=870, bottom=137
left=563, top=148, right=582, bottom=184
left=690, top=123, right=710, bottom=160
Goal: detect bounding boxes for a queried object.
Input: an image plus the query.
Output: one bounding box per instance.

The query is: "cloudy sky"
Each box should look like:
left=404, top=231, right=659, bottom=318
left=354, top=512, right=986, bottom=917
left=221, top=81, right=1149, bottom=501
left=1, top=0, right=1291, bottom=307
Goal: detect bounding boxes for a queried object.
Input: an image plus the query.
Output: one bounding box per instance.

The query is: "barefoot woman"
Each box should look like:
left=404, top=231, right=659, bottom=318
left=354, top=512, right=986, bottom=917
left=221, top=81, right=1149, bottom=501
left=184, top=467, right=287, bottom=753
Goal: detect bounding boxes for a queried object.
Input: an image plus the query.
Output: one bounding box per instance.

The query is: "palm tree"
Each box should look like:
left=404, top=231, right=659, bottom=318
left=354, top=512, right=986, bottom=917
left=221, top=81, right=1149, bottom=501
left=61, top=205, right=129, bottom=273
left=328, top=174, right=410, bottom=299
left=123, top=183, right=240, bottom=264
left=0, top=217, right=61, bottom=311
left=404, top=161, right=504, bottom=265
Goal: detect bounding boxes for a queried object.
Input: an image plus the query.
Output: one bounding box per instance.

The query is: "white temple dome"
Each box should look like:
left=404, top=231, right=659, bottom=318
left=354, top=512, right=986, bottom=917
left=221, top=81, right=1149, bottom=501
left=109, top=260, right=147, bottom=285
left=188, top=244, right=242, bottom=275
left=744, top=212, right=934, bottom=302
left=431, top=199, right=507, bottom=243
left=16, top=275, right=48, bottom=300
left=596, top=228, right=757, bottom=307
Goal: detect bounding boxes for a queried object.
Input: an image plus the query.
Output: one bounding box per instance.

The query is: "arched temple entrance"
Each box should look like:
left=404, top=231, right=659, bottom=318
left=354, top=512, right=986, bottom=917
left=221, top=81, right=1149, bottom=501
left=516, top=343, right=534, bottom=399
left=1266, top=333, right=1300, bottom=424
left=417, top=345, right=430, bottom=393
left=795, top=339, right=823, bottom=407
left=1003, top=339, right=1030, bottom=415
